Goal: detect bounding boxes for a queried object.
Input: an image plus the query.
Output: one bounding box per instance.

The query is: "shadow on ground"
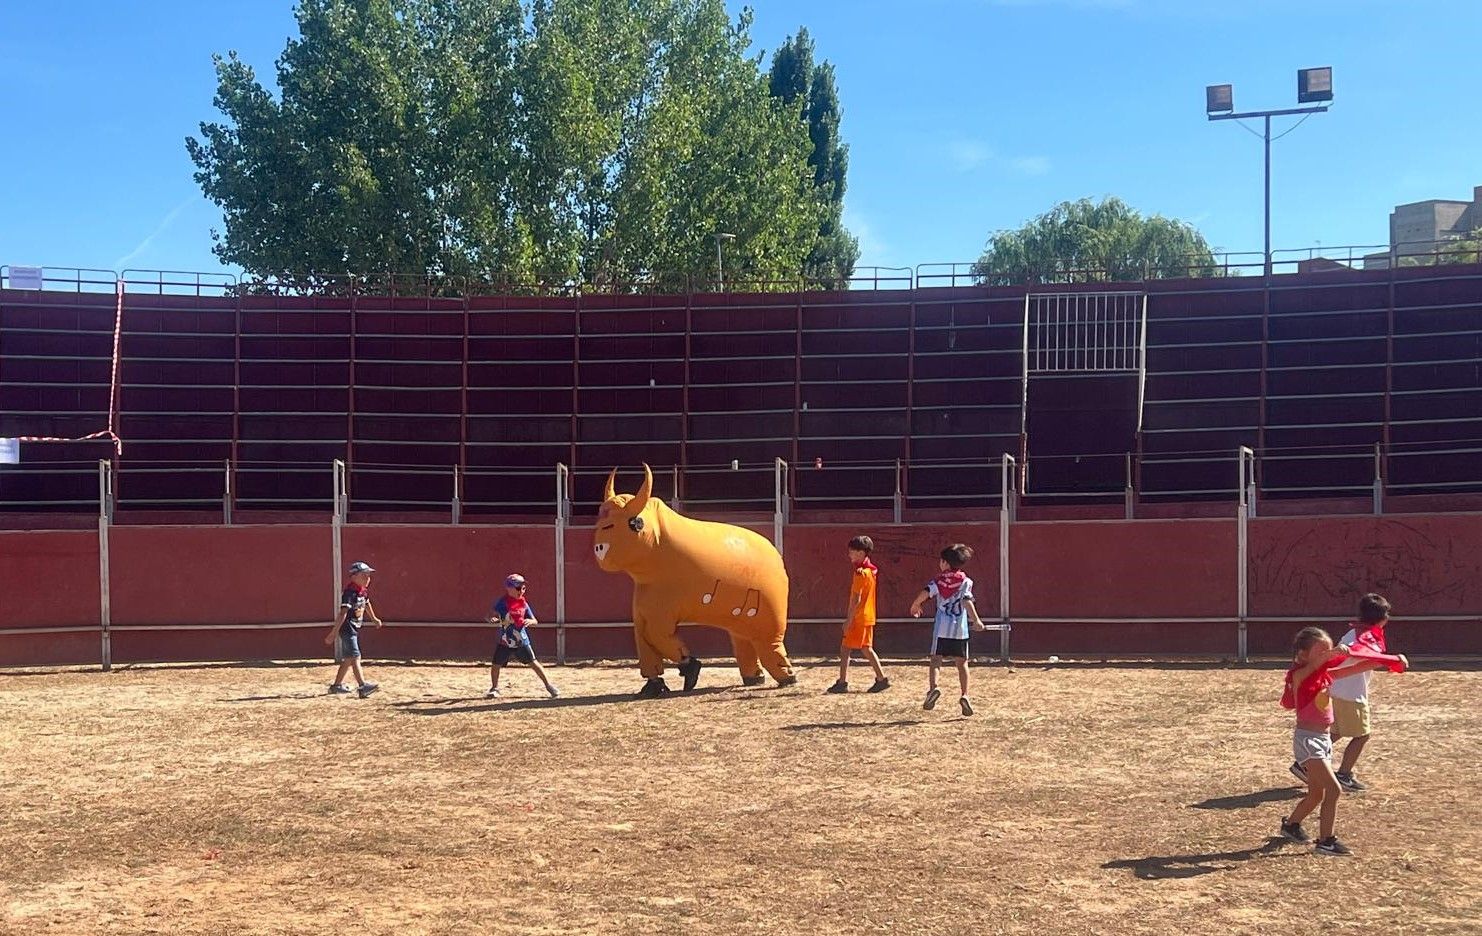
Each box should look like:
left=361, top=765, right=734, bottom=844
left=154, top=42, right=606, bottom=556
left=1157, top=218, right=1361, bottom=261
left=1190, top=786, right=1301, bottom=810
left=1103, top=838, right=1291, bottom=880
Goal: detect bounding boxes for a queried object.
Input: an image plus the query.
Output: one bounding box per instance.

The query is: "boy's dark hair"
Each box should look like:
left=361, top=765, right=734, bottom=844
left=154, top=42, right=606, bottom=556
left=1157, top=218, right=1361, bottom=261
left=1357, top=593, right=1391, bottom=624
left=1293, top=625, right=1332, bottom=652
left=848, top=535, right=874, bottom=554
left=940, top=543, right=973, bottom=568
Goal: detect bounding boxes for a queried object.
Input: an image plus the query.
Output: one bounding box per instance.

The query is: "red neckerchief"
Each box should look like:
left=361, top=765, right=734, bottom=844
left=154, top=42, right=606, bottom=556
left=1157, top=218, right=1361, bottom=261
left=933, top=569, right=965, bottom=599
left=347, top=582, right=368, bottom=596
left=503, top=595, right=529, bottom=628
left=1346, top=623, right=1405, bottom=673
left=1281, top=652, right=1346, bottom=710
left=853, top=558, right=878, bottom=573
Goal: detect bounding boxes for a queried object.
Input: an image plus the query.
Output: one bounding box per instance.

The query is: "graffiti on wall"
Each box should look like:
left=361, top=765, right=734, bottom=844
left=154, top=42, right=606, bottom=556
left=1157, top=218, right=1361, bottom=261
left=1250, top=518, right=1481, bottom=617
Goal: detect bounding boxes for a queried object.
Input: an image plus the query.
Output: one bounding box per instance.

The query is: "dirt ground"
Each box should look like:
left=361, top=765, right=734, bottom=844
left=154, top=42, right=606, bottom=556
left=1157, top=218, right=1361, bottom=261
left=0, top=656, right=1478, bottom=936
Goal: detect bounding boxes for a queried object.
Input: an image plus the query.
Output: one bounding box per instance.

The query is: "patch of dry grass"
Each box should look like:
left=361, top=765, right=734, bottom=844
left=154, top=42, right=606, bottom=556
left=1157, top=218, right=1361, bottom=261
left=1, top=659, right=1478, bottom=935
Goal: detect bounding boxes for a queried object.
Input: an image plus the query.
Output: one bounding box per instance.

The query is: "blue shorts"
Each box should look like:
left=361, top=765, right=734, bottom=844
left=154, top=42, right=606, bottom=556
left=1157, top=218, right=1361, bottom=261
left=335, top=628, right=361, bottom=662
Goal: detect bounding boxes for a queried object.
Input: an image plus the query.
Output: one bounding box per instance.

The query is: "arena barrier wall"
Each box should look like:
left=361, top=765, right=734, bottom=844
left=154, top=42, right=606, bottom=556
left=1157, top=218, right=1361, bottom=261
left=1, top=514, right=1477, bottom=667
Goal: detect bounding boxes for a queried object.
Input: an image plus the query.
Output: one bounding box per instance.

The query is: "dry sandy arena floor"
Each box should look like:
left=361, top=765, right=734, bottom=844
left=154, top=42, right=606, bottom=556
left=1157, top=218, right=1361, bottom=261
left=1, top=656, right=1478, bottom=936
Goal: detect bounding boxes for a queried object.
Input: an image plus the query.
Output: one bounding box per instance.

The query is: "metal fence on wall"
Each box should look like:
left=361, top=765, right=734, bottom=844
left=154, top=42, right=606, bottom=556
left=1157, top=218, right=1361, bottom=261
left=3, top=252, right=1481, bottom=518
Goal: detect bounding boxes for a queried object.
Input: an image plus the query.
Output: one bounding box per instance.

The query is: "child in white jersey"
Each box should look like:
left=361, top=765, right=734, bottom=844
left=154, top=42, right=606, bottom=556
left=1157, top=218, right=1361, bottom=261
left=909, top=543, right=987, bottom=715
left=1326, top=593, right=1398, bottom=792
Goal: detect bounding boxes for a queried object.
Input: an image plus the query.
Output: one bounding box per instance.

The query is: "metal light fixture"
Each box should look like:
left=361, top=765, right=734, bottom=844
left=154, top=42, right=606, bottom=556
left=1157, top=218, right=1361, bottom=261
left=1205, top=69, right=1334, bottom=276
left=1297, top=67, right=1333, bottom=104
left=1205, top=84, right=1233, bottom=114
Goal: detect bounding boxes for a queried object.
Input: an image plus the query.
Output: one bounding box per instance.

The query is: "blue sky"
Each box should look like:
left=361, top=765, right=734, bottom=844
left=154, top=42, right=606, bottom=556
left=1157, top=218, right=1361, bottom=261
left=1, top=0, right=1479, bottom=279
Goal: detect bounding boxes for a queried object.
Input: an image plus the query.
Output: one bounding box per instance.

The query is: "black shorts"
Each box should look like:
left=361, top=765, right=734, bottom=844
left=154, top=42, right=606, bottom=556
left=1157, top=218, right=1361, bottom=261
left=494, top=642, right=537, bottom=666
left=931, top=637, right=969, bottom=659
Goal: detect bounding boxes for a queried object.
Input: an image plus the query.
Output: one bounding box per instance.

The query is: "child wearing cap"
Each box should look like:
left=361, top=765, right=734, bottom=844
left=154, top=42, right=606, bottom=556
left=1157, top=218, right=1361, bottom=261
left=487, top=573, right=560, bottom=699
left=325, top=561, right=383, bottom=698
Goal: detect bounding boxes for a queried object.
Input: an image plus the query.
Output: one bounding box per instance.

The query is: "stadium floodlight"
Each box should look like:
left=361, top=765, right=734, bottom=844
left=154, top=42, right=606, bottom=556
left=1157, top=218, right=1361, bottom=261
left=1297, top=67, right=1333, bottom=104
left=1205, top=84, right=1233, bottom=114
left=1205, top=69, right=1333, bottom=276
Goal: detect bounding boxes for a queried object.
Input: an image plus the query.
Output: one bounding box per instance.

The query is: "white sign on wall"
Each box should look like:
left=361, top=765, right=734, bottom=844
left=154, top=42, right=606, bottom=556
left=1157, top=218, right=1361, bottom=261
left=0, top=439, right=19, bottom=465
left=7, top=265, right=43, bottom=290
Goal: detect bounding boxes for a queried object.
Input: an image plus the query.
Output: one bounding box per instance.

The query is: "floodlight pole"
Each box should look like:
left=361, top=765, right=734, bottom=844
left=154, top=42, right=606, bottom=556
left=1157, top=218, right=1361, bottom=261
left=1208, top=104, right=1329, bottom=277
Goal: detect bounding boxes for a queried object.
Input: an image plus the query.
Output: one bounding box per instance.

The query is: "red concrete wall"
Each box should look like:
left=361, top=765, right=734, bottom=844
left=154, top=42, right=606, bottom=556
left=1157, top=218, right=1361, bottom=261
left=783, top=523, right=1000, bottom=620
left=1247, top=515, right=1482, bottom=655
left=108, top=526, right=331, bottom=626
left=1007, top=519, right=1237, bottom=656
left=340, top=525, right=556, bottom=624
left=1011, top=519, right=1236, bottom=618
left=0, top=531, right=100, bottom=629
left=5, top=514, right=1479, bottom=666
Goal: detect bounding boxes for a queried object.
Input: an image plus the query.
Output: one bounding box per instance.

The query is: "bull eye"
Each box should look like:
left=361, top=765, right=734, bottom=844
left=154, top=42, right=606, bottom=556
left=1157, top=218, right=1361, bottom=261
left=628, top=516, right=645, bottom=533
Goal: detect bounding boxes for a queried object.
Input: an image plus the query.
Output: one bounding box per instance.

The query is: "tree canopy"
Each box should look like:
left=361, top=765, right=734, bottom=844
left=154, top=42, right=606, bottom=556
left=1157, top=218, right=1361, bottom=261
left=187, top=0, right=852, bottom=291
left=973, top=197, right=1219, bottom=285
left=767, top=28, right=858, bottom=287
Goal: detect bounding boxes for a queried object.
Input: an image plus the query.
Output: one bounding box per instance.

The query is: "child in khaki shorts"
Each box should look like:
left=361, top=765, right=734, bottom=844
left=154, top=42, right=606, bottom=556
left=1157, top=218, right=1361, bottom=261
left=1327, top=593, right=1399, bottom=793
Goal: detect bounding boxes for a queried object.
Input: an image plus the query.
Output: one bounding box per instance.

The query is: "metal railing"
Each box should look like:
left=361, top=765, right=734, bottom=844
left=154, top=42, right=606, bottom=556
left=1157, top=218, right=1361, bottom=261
left=4, top=440, right=1477, bottom=519
left=7, top=241, right=1480, bottom=299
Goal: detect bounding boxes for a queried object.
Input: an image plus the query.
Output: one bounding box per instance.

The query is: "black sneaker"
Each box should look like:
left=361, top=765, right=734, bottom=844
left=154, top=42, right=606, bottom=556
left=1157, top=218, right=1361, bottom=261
left=678, top=656, right=703, bottom=692
left=357, top=682, right=380, bottom=698
left=1289, top=760, right=1307, bottom=783
left=959, top=696, right=975, bottom=716
left=923, top=687, right=942, bottom=711
left=825, top=680, right=848, bottom=694
left=867, top=677, right=891, bottom=693
left=1335, top=772, right=1367, bottom=793
left=328, top=683, right=352, bottom=695
left=1280, top=818, right=1310, bottom=843
left=741, top=674, right=766, bottom=687
left=636, top=677, right=670, bottom=699
left=1315, top=836, right=1352, bottom=857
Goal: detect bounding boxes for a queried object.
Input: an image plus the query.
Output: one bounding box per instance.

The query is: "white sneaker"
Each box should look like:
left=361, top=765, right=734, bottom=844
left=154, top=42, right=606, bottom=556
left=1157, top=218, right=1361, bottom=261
left=485, top=687, right=501, bottom=699
left=547, top=685, right=561, bottom=699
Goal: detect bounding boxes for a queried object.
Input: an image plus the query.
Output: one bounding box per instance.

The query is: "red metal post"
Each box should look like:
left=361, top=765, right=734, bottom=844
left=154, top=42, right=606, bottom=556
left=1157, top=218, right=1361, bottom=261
left=791, top=288, right=802, bottom=473
left=459, top=289, right=469, bottom=476
left=681, top=289, right=692, bottom=488
left=569, top=292, right=580, bottom=474
left=903, top=294, right=916, bottom=505
left=1383, top=263, right=1395, bottom=490
left=347, top=277, right=358, bottom=488
left=231, top=285, right=242, bottom=491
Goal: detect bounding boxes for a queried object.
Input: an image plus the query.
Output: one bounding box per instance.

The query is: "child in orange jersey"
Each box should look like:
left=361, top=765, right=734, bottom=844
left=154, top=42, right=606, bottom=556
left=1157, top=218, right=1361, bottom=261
left=826, top=535, right=890, bottom=694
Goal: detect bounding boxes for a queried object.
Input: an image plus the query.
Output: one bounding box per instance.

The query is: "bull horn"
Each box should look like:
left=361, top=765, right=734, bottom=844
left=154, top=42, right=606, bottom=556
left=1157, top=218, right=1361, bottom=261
left=603, top=468, right=617, bottom=501
left=630, top=463, right=654, bottom=513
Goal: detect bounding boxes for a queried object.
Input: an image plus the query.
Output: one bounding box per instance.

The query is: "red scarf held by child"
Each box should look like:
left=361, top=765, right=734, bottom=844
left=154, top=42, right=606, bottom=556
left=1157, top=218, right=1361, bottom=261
left=1281, top=624, right=1405, bottom=710
left=932, top=569, right=965, bottom=599
left=1346, top=624, right=1405, bottom=672
left=1281, top=653, right=1346, bottom=711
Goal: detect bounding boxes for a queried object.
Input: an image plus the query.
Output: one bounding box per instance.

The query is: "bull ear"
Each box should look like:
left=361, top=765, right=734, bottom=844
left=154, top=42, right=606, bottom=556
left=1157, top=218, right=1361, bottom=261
left=630, top=463, right=653, bottom=513
left=603, top=468, right=617, bottom=501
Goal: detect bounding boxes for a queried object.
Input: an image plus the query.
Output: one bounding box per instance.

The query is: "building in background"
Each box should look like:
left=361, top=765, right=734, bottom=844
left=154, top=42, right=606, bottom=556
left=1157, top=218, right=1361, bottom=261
left=1365, top=185, right=1482, bottom=269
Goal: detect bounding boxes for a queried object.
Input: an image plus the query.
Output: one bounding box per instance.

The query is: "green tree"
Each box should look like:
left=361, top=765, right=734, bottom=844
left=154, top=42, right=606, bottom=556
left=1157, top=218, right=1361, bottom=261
left=1396, top=230, right=1482, bottom=267
left=768, top=28, right=858, bottom=288
left=187, top=0, right=824, bottom=291
left=973, top=197, right=1219, bottom=286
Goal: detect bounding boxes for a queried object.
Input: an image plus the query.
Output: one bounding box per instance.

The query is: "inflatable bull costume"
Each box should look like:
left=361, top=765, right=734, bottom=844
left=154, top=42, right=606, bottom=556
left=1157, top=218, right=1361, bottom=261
left=593, top=464, right=797, bottom=697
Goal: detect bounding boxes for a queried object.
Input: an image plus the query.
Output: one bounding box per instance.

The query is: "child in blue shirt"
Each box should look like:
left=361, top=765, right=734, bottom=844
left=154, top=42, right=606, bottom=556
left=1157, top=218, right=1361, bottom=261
left=487, top=572, right=559, bottom=699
